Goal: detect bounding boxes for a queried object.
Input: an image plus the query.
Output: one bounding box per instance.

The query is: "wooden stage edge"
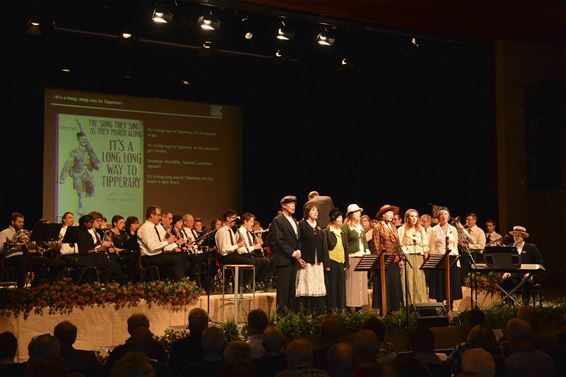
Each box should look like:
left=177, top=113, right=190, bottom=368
left=0, top=287, right=498, bottom=361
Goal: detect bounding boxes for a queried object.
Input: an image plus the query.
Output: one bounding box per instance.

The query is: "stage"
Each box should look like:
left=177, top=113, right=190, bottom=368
left=0, top=286, right=498, bottom=361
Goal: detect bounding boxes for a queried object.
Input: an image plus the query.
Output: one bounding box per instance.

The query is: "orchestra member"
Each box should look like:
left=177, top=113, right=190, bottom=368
left=398, top=209, right=429, bottom=305
left=500, top=226, right=543, bottom=304
left=372, top=204, right=403, bottom=314
left=324, top=208, right=349, bottom=310
left=342, top=204, right=370, bottom=310
left=463, top=213, right=486, bottom=281
left=485, top=219, right=502, bottom=246
left=59, top=212, right=78, bottom=268
left=428, top=207, right=462, bottom=312
left=124, top=216, right=140, bottom=252
left=237, top=212, right=271, bottom=290
left=296, top=203, right=329, bottom=315
left=271, top=196, right=302, bottom=314
left=0, top=212, right=28, bottom=288
left=137, top=206, right=184, bottom=281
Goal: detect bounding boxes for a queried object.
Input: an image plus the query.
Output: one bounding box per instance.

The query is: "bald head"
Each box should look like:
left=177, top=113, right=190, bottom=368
left=263, top=326, right=284, bottom=353
left=285, top=338, right=313, bottom=368
left=54, top=321, right=78, bottom=345
left=223, top=341, right=251, bottom=364
left=507, top=318, right=532, bottom=343
left=321, top=315, right=341, bottom=343
left=353, top=330, right=379, bottom=363
left=327, top=343, right=357, bottom=377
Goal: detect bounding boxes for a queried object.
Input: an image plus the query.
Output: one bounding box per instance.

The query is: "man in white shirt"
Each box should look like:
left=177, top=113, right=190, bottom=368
left=237, top=212, right=271, bottom=290
left=0, top=212, right=28, bottom=287
left=137, top=206, right=184, bottom=281
left=461, top=213, right=487, bottom=284
left=485, top=219, right=502, bottom=246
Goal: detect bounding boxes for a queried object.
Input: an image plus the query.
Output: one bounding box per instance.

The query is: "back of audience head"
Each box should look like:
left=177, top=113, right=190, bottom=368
left=327, top=343, right=357, bottom=377
left=393, top=357, right=432, bottom=377
left=127, top=313, right=150, bottom=336
left=110, top=352, right=155, bottom=377
left=219, top=360, right=256, bottom=377
left=0, top=331, right=17, bottom=363
left=263, top=326, right=285, bottom=354
left=28, top=334, right=61, bottom=361
left=466, top=309, right=486, bottom=328
left=202, top=326, right=226, bottom=359
left=353, top=330, right=379, bottom=363
left=54, top=321, right=77, bottom=346
left=408, top=325, right=435, bottom=353
left=466, top=325, right=498, bottom=355
left=285, top=338, right=313, bottom=368
left=27, top=357, right=70, bottom=377
left=506, top=318, right=532, bottom=345
left=188, top=308, right=209, bottom=334
left=517, top=305, right=538, bottom=331
left=321, top=315, right=342, bottom=344
left=247, top=309, right=268, bottom=336
left=460, top=348, right=495, bottom=377
left=361, top=316, right=386, bottom=343
left=223, top=341, right=252, bottom=364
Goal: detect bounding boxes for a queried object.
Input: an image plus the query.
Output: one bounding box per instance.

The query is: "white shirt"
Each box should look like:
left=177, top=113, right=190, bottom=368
left=215, top=225, right=239, bottom=256
left=237, top=226, right=260, bottom=254
left=398, top=225, right=429, bottom=255
left=429, top=224, right=460, bottom=267
left=467, top=225, right=486, bottom=250
left=285, top=214, right=298, bottom=236
left=0, top=226, right=20, bottom=258
left=59, top=226, right=77, bottom=255
left=137, top=220, right=169, bottom=256
left=514, top=242, right=524, bottom=255
left=485, top=231, right=502, bottom=245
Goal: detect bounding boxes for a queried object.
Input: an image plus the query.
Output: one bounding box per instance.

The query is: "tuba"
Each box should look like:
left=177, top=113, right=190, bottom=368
left=450, top=216, right=473, bottom=252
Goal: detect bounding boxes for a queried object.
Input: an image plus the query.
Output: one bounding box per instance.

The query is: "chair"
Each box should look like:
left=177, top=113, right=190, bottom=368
left=139, top=255, right=161, bottom=282
left=530, top=283, right=543, bottom=308
left=76, top=266, right=101, bottom=284
left=221, top=264, right=255, bottom=323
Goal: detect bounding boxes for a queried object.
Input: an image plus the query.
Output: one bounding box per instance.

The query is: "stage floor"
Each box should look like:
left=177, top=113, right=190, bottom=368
left=0, top=286, right=497, bottom=361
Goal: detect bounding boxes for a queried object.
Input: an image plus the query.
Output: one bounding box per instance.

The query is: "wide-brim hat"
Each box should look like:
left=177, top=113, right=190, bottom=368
left=346, top=204, right=363, bottom=217
left=509, top=225, right=529, bottom=238
left=280, top=195, right=298, bottom=205
left=376, top=204, right=400, bottom=219
left=329, top=208, right=343, bottom=222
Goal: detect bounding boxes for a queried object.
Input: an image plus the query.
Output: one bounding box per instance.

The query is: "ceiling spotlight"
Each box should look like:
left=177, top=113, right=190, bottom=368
left=340, top=57, right=349, bottom=66
left=275, top=49, right=284, bottom=58
left=198, top=11, right=221, bottom=31
left=276, top=21, right=294, bottom=41
left=61, top=68, right=71, bottom=73
left=316, top=28, right=335, bottom=46
left=29, top=18, right=40, bottom=27
left=411, top=37, right=419, bottom=47
left=121, top=32, right=132, bottom=39
left=202, top=40, right=213, bottom=49
left=244, top=32, right=254, bottom=40
left=152, top=2, right=174, bottom=24
left=181, top=80, right=190, bottom=85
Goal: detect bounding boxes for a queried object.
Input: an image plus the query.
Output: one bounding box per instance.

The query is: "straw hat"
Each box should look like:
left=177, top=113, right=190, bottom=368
left=345, top=204, right=363, bottom=217
left=509, top=225, right=529, bottom=238
left=376, top=204, right=400, bottom=219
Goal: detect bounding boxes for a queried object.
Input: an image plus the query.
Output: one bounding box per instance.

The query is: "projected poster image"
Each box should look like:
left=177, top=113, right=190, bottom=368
left=57, top=114, right=143, bottom=216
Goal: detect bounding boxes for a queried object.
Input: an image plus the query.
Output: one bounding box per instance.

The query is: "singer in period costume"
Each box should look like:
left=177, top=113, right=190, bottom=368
left=296, top=203, right=329, bottom=315
left=341, top=204, right=370, bottom=309
left=271, top=195, right=301, bottom=314
left=428, top=207, right=462, bottom=310
left=398, top=209, right=429, bottom=305
left=372, top=204, right=403, bottom=313
left=324, top=208, right=349, bottom=310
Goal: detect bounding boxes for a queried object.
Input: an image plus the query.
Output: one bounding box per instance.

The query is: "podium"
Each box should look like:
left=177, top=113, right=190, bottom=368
left=356, top=253, right=397, bottom=316
left=421, top=252, right=459, bottom=311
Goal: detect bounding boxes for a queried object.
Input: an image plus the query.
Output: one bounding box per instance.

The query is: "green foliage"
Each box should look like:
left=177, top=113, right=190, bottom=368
left=220, top=319, right=242, bottom=342
left=336, top=309, right=371, bottom=334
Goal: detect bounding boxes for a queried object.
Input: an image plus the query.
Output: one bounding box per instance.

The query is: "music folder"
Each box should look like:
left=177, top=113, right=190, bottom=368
left=30, top=223, right=63, bottom=242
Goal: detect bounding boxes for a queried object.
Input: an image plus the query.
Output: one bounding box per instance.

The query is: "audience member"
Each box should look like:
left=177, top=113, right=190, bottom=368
left=447, top=325, right=500, bottom=374
left=313, top=315, right=341, bottom=371
left=180, top=326, right=226, bottom=377
left=361, top=316, right=396, bottom=364
left=54, top=321, right=102, bottom=377
left=280, top=338, right=329, bottom=377
left=352, top=329, right=379, bottom=377
left=246, top=309, right=268, bottom=360
left=327, top=343, right=357, bottom=377
left=169, top=308, right=209, bottom=375
left=392, top=357, right=432, bottom=377
left=408, top=325, right=449, bottom=377
left=26, top=334, right=68, bottom=377
left=460, top=348, right=495, bottom=377
left=504, top=317, right=555, bottom=377
left=0, top=331, right=26, bottom=377
left=110, top=352, right=156, bottom=377
left=223, top=341, right=252, bottom=364
left=104, top=314, right=166, bottom=376
left=253, top=326, right=286, bottom=377
left=219, top=360, right=256, bottom=377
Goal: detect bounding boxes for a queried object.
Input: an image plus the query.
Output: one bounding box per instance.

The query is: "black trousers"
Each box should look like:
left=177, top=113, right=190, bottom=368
left=276, top=264, right=297, bottom=315
left=221, top=253, right=256, bottom=285
left=325, top=260, right=346, bottom=310
left=142, top=253, right=184, bottom=281
left=372, top=262, right=403, bottom=313
left=5, top=255, right=27, bottom=288
left=500, top=275, right=535, bottom=304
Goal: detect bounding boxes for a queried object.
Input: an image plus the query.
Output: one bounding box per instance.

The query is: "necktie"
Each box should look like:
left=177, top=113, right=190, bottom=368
left=247, top=231, right=253, bottom=245
left=154, top=225, right=162, bottom=242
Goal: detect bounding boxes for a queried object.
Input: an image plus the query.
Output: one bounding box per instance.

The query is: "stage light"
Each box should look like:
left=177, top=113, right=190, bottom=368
left=411, top=37, right=419, bottom=47
left=316, top=28, right=335, bottom=46
left=198, top=11, right=221, bottom=31
left=244, top=32, right=253, bottom=40
left=341, top=57, right=349, bottom=66
left=241, top=16, right=254, bottom=40
left=152, top=1, right=174, bottom=24
left=181, top=80, right=190, bottom=85
left=121, top=32, right=132, bottom=39
left=275, top=49, right=284, bottom=58
left=30, top=18, right=40, bottom=27
left=276, top=21, right=294, bottom=41
left=61, top=68, right=71, bottom=73
left=202, top=40, right=213, bottom=49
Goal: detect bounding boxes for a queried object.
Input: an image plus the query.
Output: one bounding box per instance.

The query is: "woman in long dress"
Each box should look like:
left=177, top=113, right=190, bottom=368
left=398, top=209, right=429, bottom=305
left=341, top=204, right=370, bottom=309
left=428, top=207, right=462, bottom=311
left=323, top=208, right=349, bottom=311
left=296, top=203, right=329, bottom=315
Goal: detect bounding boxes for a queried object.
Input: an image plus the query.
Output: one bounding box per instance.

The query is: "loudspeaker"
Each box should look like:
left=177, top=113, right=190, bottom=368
left=411, top=303, right=449, bottom=327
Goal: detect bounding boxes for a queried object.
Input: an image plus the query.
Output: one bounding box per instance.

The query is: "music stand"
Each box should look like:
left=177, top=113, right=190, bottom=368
left=30, top=223, right=62, bottom=243
left=421, top=253, right=459, bottom=312
left=61, top=226, right=80, bottom=244
left=356, top=253, right=396, bottom=316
